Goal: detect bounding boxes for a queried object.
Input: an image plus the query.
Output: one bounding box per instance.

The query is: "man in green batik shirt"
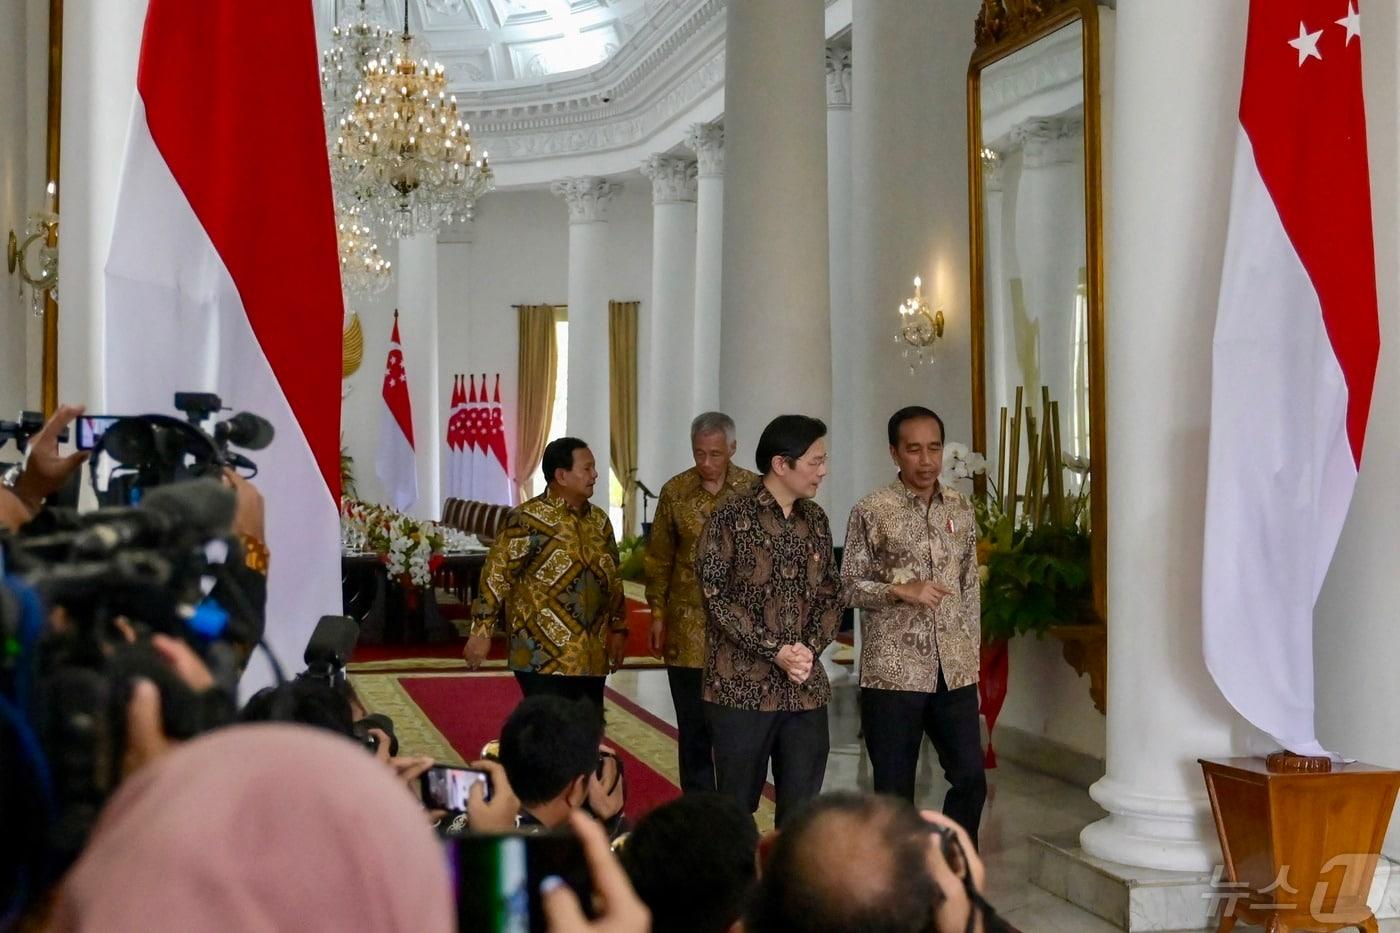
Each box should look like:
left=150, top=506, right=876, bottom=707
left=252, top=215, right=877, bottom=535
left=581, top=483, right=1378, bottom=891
left=643, top=412, right=757, bottom=792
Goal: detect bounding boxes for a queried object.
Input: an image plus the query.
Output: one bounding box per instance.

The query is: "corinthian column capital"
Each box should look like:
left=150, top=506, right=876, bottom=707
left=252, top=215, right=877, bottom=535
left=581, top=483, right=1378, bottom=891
left=684, top=121, right=725, bottom=177
left=641, top=155, right=698, bottom=204
left=825, top=45, right=852, bottom=109
left=550, top=176, right=621, bottom=223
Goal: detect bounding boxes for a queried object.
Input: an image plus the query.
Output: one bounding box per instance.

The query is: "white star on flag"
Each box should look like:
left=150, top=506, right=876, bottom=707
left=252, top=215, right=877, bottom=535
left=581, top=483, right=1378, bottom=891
left=1336, top=3, right=1360, bottom=45
left=1288, top=21, right=1323, bottom=65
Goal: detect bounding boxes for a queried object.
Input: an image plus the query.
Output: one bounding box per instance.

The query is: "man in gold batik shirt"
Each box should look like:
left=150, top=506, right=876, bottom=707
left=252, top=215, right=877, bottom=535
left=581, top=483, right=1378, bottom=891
left=465, top=437, right=626, bottom=718
left=643, top=412, right=757, bottom=792
left=841, top=405, right=987, bottom=846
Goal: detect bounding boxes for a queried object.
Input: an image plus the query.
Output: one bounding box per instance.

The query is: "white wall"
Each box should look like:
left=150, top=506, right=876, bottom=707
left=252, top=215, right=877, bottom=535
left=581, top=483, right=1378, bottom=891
left=0, top=0, right=49, bottom=418
left=339, top=239, right=399, bottom=507
left=340, top=182, right=653, bottom=512
left=1315, top=0, right=1400, bottom=858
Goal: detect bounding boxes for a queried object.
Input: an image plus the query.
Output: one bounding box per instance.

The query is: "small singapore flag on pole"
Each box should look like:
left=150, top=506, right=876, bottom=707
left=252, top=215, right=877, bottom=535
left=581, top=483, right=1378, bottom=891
left=376, top=311, right=419, bottom=511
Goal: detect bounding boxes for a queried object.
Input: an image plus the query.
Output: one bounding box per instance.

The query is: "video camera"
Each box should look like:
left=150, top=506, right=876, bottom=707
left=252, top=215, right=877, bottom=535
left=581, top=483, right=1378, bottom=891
left=88, top=392, right=274, bottom=507
left=296, top=614, right=397, bottom=756
left=0, top=410, right=67, bottom=455
left=0, top=480, right=253, bottom=899
left=0, top=393, right=277, bottom=914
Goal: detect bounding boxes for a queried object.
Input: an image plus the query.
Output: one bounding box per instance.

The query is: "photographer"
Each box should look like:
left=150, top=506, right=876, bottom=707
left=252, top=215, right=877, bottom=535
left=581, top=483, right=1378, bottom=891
left=746, top=793, right=1012, bottom=933
left=0, top=403, right=88, bottom=532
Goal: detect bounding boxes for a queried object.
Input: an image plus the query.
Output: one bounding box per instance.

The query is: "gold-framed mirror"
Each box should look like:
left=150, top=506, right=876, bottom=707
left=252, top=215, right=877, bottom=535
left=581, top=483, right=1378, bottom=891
left=968, top=0, right=1108, bottom=627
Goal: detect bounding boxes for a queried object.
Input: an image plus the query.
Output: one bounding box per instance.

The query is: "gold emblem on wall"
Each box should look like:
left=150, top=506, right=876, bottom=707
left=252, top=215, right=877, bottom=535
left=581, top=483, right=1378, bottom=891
left=342, top=311, right=364, bottom=379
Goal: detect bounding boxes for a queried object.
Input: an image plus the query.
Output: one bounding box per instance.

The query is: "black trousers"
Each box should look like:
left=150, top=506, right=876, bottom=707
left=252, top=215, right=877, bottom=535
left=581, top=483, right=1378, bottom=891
left=705, top=702, right=829, bottom=829
left=860, top=678, right=987, bottom=847
left=514, top=671, right=607, bottom=724
left=666, top=666, right=715, bottom=793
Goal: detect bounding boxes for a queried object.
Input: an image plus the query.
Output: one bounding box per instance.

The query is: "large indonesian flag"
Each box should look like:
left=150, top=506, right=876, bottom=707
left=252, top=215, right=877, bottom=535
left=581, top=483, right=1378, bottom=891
left=1203, top=1, right=1380, bottom=755
left=104, top=2, right=343, bottom=688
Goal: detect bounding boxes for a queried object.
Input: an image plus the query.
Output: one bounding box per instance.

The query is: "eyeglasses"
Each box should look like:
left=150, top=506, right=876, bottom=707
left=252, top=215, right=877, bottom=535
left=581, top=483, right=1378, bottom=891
left=926, top=823, right=1010, bottom=933
left=793, top=455, right=830, bottom=469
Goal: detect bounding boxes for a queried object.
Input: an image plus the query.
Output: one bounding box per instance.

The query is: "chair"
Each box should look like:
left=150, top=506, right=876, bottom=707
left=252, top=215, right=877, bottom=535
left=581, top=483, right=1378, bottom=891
left=441, top=497, right=513, bottom=544
left=436, top=499, right=515, bottom=608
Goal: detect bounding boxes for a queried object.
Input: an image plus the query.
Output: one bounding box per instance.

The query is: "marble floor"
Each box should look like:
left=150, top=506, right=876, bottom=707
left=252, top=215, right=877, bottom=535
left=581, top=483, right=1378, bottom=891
left=608, top=664, right=1400, bottom=933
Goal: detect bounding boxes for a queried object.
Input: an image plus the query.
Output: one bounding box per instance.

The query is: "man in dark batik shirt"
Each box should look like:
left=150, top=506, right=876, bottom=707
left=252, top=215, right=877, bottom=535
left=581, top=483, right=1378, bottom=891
left=696, top=414, right=842, bottom=828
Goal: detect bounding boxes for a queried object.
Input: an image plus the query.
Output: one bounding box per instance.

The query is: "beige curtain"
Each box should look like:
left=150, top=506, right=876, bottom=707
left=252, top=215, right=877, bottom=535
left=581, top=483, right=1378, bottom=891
left=516, top=305, right=558, bottom=501
left=609, top=300, right=640, bottom=536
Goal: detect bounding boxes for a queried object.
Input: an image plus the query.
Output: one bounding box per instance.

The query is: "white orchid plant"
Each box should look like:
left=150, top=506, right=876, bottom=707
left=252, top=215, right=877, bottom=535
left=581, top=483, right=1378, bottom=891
left=341, top=498, right=451, bottom=589
left=940, top=441, right=988, bottom=490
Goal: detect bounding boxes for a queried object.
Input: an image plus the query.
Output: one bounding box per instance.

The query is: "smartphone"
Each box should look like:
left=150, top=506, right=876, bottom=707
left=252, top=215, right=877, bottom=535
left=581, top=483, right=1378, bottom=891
left=421, top=764, right=492, bottom=812
left=75, top=416, right=120, bottom=451
left=454, top=832, right=593, bottom=933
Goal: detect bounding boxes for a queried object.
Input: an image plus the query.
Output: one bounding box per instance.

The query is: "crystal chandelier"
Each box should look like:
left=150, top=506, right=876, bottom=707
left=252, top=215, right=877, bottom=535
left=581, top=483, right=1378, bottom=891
left=332, top=1, right=494, bottom=237
left=336, top=206, right=393, bottom=298
left=320, top=0, right=396, bottom=131
left=895, top=276, right=945, bottom=369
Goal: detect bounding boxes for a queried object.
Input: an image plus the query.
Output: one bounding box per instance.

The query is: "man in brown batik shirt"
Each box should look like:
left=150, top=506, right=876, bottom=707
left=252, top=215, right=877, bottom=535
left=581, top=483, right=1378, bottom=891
left=841, top=405, right=986, bottom=845
left=643, top=411, right=757, bottom=793
left=697, top=414, right=841, bottom=828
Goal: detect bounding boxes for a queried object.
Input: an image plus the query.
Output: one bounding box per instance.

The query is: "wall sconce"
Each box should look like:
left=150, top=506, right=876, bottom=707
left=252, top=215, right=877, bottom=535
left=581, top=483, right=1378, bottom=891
left=895, top=275, right=944, bottom=369
left=6, top=181, right=60, bottom=313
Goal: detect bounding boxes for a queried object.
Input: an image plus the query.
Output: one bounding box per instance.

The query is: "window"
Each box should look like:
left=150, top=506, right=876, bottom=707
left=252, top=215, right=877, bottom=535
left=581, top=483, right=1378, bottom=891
left=548, top=316, right=569, bottom=454
left=534, top=312, right=622, bottom=539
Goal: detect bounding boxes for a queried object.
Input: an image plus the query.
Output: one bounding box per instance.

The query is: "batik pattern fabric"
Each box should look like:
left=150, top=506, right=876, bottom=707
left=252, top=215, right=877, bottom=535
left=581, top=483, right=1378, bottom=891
left=471, top=492, right=625, bottom=676
left=643, top=464, right=758, bottom=668
left=840, top=478, right=980, bottom=692
left=696, top=481, right=842, bottom=712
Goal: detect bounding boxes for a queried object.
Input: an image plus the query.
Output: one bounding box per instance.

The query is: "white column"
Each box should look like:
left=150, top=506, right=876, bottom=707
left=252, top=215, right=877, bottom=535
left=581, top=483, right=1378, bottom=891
left=396, top=234, right=441, bottom=520
left=720, top=0, right=831, bottom=464
left=1078, top=0, right=1250, bottom=872
left=59, top=0, right=149, bottom=409
left=850, top=0, right=978, bottom=502
left=686, top=122, right=724, bottom=416
left=640, top=155, right=698, bottom=490
left=551, top=176, right=619, bottom=510
left=826, top=44, right=856, bottom=533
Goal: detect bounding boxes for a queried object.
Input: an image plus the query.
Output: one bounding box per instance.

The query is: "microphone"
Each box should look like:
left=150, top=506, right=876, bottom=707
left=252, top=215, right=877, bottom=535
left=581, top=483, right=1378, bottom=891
left=633, top=480, right=657, bottom=499
left=72, top=508, right=176, bottom=555
left=141, top=479, right=238, bottom=540
left=216, top=412, right=274, bottom=451
left=70, top=480, right=236, bottom=554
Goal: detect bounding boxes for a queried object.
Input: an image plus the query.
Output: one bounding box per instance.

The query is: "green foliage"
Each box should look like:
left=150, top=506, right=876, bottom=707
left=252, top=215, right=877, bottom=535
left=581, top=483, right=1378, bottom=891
left=617, top=534, right=647, bottom=581
left=340, top=445, right=358, bottom=499
left=974, top=482, right=1093, bottom=641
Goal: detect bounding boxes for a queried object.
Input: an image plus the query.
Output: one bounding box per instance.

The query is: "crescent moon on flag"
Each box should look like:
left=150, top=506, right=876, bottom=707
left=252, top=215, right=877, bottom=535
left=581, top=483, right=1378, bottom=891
left=342, top=310, right=364, bottom=379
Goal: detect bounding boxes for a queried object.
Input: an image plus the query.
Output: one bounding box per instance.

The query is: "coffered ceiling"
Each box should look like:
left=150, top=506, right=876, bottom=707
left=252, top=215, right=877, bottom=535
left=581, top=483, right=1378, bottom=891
left=315, top=0, right=661, bottom=91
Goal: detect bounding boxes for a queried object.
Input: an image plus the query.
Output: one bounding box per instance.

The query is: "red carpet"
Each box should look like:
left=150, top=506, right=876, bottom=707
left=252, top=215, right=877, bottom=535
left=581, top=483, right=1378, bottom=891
left=352, top=597, right=661, bottom=668
left=397, top=674, right=682, bottom=823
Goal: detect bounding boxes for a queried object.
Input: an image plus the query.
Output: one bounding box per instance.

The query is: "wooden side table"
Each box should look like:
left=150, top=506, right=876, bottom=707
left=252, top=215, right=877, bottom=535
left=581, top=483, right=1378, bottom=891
left=1199, top=757, right=1400, bottom=932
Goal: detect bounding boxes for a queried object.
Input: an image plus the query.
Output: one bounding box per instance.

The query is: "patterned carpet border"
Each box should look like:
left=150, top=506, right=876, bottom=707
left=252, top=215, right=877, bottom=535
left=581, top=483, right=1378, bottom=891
left=348, top=656, right=666, bottom=674
left=348, top=671, right=777, bottom=831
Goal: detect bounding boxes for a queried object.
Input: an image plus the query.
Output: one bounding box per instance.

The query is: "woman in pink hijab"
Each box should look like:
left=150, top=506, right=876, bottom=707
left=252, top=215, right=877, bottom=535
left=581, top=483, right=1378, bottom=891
left=49, top=723, right=454, bottom=932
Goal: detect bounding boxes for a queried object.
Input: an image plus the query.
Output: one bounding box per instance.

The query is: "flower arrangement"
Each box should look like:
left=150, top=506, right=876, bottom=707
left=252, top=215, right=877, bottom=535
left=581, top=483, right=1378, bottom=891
left=949, top=385, right=1094, bottom=642
left=341, top=498, right=447, bottom=588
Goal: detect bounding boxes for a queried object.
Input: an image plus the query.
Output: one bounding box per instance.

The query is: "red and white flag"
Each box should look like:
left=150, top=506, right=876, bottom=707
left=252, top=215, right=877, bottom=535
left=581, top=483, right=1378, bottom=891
left=104, top=1, right=342, bottom=689
left=376, top=312, right=418, bottom=511
left=445, top=374, right=468, bottom=499
left=479, top=374, right=515, bottom=506
left=464, top=373, right=483, bottom=499
left=1203, top=0, right=1380, bottom=755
